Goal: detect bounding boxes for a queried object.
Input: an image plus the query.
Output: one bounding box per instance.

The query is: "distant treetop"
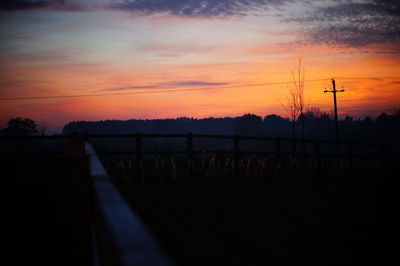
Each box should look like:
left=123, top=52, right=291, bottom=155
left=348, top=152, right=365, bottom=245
left=2, top=117, right=38, bottom=136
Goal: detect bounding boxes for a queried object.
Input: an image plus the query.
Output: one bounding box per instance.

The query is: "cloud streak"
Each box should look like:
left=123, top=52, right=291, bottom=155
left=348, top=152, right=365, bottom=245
left=291, top=0, right=400, bottom=47
left=0, top=0, right=290, bottom=15
left=103, top=80, right=230, bottom=91
left=0, top=0, right=59, bottom=11
left=109, top=0, right=289, bottom=17
left=0, top=0, right=109, bottom=12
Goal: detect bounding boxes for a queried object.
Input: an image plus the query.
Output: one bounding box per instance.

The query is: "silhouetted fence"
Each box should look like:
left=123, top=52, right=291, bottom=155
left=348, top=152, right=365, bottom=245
left=2, top=134, right=397, bottom=265
left=2, top=134, right=399, bottom=181
left=2, top=133, right=398, bottom=161
left=61, top=133, right=395, bottom=181
left=69, top=133, right=397, bottom=156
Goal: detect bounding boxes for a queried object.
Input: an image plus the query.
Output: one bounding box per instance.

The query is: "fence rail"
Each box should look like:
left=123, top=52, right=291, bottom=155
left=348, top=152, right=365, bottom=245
left=2, top=133, right=400, bottom=146
left=3, top=135, right=174, bottom=266
left=92, top=134, right=398, bottom=163
left=3, top=134, right=398, bottom=265
left=2, top=133, right=399, bottom=160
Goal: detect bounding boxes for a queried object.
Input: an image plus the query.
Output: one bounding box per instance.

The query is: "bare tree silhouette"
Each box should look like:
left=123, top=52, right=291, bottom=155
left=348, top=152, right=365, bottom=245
left=292, top=57, right=306, bottom=141
left=281, top=84, right=299, bottom=139
left=281, top=58, right=306, bottom=140
left=38, top=121, right=48, bottom=136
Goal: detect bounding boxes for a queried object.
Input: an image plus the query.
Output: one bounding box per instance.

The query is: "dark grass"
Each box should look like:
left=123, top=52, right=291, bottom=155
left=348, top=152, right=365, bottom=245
left=114, top=169, right=398, bottom=266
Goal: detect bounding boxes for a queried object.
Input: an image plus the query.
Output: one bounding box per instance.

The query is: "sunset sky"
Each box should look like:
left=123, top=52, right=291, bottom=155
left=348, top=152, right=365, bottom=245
left=1, top=0, right=399, bottom=131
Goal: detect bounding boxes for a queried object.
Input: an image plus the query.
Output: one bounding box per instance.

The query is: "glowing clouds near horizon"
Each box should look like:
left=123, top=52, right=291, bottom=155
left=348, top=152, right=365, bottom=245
left=0, top=1, right=399, bottom=130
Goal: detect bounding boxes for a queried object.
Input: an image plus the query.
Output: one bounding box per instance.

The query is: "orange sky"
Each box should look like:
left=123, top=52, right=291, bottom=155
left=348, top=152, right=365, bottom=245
left=1, top=1, right=399, bottom=132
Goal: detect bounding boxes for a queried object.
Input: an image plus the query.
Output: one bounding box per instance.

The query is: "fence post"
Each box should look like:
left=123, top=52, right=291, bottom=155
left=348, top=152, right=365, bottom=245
left=292, top=138, right=296, bottom=158
left=187, top=133, right=193, bottom=178
left=379, top=144, right=385, bottom=166
left=275, top=137, right=281, bottom=163
left=347, top=142, right=353, bottom=171
left=54, top=138, right=92, bottom=265
left=233, top=135, right=240, bottom=174
left=314, top=141, right=320, bottom=167
left=68, top=134, right=85, bottom=154
left=136, top=133, right=144, bottom=180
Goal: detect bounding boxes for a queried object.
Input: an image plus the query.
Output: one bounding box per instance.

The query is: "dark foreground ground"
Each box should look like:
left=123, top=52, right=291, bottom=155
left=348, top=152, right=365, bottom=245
left=115, top=170, right=398, bottom=266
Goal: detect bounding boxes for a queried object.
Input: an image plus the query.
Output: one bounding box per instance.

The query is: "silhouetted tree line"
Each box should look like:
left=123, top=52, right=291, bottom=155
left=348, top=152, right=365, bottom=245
left=61, top=109, right=400, bottom=145
left=1, top=110, right=398, bottom=144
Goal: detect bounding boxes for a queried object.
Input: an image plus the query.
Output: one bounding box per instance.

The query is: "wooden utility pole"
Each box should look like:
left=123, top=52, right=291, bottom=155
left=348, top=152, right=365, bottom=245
left=324, top=79, right=344, bottom=154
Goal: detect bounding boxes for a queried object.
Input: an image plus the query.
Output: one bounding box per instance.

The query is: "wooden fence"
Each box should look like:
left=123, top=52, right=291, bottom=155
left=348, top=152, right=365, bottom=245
left=2, top=133, right=399, bottom=163
left=2, top=134, right=399, bottom=264
left=82, top=133, right=399, bottom=163
left=82, top=133, right=399, bottom=180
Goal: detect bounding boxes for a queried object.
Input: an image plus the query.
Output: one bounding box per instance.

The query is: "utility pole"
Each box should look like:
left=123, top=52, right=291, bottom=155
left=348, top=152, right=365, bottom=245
left=324, top=78, right=345, bottom=154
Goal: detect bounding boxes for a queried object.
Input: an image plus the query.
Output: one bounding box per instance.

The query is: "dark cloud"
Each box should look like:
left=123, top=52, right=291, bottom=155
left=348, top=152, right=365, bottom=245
left=0, top=0, right=100, bottom=12
left=103, top=80, right=229, bottom=91
left=109, top=0, right=289, bottom=17
left=0, top=0, right=47, bottom=11
left=104, top=85, right=160, bottom=91
left=293, top=0, right=400, bottom=47
left=0, top=0, right=290, bottom=15
left=0, top=0, right=64, bottom=11
left=172, top=81, right=228, bottom=86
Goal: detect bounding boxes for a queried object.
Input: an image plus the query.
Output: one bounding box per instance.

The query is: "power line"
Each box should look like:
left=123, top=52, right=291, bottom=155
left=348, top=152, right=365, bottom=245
left=0, top=88, right=212, bottom=101
left=0, top=76, right=399, bottom=101
left=0, top=79, right=329, bottom=101
left=335, top=76, right=400, bottom=80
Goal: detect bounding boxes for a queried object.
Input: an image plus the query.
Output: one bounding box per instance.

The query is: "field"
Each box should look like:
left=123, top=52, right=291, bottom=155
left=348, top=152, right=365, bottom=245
left=113, top=167, right=397, bottom=266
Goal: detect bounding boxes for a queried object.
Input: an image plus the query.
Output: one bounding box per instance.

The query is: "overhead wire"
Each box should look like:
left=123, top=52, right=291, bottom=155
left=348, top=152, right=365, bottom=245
left=0, top=76, right=399, bottom=101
